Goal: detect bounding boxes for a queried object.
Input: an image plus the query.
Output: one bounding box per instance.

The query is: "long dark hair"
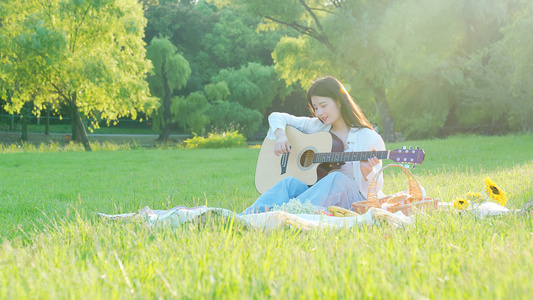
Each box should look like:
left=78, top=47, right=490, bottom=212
left=306, top=76, right=373, bottom=130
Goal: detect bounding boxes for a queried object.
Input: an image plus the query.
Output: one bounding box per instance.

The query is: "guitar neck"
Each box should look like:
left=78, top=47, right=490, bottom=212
left=313, top=150, right=389, bottom=163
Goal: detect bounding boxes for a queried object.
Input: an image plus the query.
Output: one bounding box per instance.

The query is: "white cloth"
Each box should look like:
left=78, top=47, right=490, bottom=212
left=438, top=201, right=512, bottom=217
left=96, top=205, right=413, bottom=231
left=266, top=112, right=386, bottom=199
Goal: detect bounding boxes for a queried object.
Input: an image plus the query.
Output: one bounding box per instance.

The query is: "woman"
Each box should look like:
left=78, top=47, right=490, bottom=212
left=243, top=76, right=385, bottom=214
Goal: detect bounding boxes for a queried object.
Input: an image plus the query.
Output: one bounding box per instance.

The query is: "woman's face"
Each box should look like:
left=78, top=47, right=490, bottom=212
left=311, top=96, right=342, bottom=126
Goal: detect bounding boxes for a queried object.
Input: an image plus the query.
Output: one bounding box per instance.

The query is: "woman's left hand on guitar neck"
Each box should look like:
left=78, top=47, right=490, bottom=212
left=360, top=149, right=380, bottom=181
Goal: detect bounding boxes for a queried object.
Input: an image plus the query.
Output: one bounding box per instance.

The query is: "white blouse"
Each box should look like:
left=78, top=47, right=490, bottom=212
left=266, top=112, right=386, bottom=199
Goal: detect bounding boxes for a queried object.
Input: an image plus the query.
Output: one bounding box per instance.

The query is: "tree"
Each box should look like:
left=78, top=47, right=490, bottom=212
left=385, top=0, right=515, bottom=139
left=457, top=1, right=533, bottom=133
left=211, top=62, right=291, bottom=114
left=204, top=82, right=262, bottom=137
left=207, top=100, right=262, bottom=137
left=173, top=92, right=210, bottom=135
left=146, top=36, right=192, bottom=141
left=0, top=0, right=158, bottom=150
left=213, top=0, right=511, bottom=142
left=144, top=0, right=288, bottom=93
left=500, top=0, right=533, bottom=132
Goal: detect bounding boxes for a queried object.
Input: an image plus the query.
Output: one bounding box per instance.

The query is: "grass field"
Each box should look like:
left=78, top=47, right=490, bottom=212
left=1, top=134, right=532, bottom=298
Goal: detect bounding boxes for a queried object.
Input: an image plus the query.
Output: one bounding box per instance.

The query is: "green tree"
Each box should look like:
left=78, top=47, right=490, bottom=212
left=0, top=0, right=158, bottom=150
left=204, top=80, right=262, bottom=138
left=146, top=36, right=192, bottom=141
left=386, top=0, right=515, bottom=139
left=204, top=81, right=230, bottom=102
left=214, top=0, right=513, bottom=142
left=207, top=100, right=262, bottom=137
left=145, top=0, right=287, bottom=93
left=457, top=1, right=533, bottom=133
left=173, top=92, right=210, bottom=135
left=500, top=0, right=533, bottom=132
left=212, top=62, right=291, bottom=114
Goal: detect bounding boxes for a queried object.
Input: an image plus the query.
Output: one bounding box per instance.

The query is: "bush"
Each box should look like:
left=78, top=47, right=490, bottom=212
left=183, top=131, right=247, bottom=149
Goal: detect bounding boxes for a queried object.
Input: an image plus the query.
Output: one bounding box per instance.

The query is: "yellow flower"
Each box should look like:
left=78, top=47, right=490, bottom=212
left=466, top=192, right=482, bottom=199
left=454, top=198, right=470, bottom=210
left=484, top=177, right=507, bottom=206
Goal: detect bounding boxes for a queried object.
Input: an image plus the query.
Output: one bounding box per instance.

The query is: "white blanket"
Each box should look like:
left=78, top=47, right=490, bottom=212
left=96, top=205, right=413, bottom=231
left=96, top=201, right=517, bottom=231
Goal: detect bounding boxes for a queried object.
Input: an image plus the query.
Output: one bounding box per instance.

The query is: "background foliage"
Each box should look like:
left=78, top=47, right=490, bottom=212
left=1, top=0, right=532, bottom=143
left=0, top=0, right=159, bottom=149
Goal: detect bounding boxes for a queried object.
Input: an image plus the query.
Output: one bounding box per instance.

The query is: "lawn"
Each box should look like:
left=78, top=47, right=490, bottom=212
left=1, top=134, right=532, bottom=298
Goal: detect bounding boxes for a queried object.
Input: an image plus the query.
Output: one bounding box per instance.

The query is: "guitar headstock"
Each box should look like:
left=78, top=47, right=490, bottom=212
left=389, top=147, right=425, bottom=165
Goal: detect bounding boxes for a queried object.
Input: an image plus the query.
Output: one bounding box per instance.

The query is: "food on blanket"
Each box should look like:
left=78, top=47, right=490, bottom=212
left=328, top=206, right=345, bottom=213
left=328, top=206, right=360, bottom=217
left=271, top=198, right=326, bottom=214
left=344, top=211, right=360, bottom=217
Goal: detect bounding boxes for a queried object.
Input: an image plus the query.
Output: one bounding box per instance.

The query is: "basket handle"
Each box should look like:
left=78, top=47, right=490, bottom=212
left=366, top=164, right=424, bottom=208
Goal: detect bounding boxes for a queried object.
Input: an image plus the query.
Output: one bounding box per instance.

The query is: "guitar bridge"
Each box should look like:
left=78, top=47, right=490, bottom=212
left=280, top=152, right=288, bottom=175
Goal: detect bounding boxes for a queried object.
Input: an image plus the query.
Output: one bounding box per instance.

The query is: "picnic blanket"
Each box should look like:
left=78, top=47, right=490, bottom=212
left=96, top=206, right=413, bottom=231
left=95, top=200, right=521, bottom=231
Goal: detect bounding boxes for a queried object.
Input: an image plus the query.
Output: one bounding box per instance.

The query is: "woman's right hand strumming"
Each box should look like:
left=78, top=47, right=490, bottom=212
left=273, top=128, right=291, bottom=156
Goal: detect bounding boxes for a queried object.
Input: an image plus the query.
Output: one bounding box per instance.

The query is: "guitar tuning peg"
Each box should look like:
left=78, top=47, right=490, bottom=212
left=408, top=146, right=412, bottom=150
left=402, top=146, right=407, bottom=150
left=404, top=164, right=410, bottom=169
left=415, top=146, right=419, bottom=149
left=412, top=165, right=416, bottom=169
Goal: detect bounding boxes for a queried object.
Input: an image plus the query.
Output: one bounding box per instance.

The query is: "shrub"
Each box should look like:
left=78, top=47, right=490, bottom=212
left=183, top=131, right=247, bottom=149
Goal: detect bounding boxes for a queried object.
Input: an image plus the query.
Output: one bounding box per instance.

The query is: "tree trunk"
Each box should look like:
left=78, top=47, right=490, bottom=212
left=20, top=103, right=30, bottom=141
left=374, top=88, right=396, bottom=143
left=443, top=101, right=458, bottom=128
left=158, top=58, right=173, bottom=142
left=45, top=104, right=50, bottom=135
left=439, top=100, right=459, bottom=138
left=71, top=107, right=80, bottom=142
left=21, top=114, right=28, bottom=141
left=158, top=123, right=174, bottom=141
left=70, top=95, right=92, bottom=151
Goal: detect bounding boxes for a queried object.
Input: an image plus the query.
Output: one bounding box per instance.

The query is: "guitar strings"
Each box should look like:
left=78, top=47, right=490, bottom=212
left=295, top=151, right=388, bottom=160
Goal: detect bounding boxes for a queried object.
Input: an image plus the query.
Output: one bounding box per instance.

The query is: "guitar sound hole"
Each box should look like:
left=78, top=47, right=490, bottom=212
left=300, top=149, right=315, bottom=168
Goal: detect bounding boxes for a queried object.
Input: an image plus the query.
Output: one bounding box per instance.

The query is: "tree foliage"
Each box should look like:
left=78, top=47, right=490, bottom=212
left=173, top=92, right=210, bottom=135
left=0, top=0, right=158, bottom=150
left=146, top=36, right=192, bottom=140
left=142, top=0, right=296, bottom=137
left=212, top=62, right=291, bottom=114
left=457, top=1, right=533, bottom=133
left=3, top=0, right=530, bottom=142
left=212, top=0, right=533, bottom=140
left=206, top=100, right=262, bottom=137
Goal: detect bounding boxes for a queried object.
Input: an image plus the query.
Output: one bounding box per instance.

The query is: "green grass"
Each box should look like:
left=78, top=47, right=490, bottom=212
left=1, top=134, right=532, bottom=298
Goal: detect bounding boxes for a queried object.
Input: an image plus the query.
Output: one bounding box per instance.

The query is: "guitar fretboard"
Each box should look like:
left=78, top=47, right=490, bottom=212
left=313, top=150, right=389, bottom=163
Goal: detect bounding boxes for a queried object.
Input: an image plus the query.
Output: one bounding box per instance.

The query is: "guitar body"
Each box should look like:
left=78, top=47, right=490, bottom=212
left=254, top=126, right=344, bottom=194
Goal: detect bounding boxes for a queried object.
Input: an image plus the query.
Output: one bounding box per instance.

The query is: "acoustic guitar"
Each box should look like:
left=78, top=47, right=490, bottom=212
left=254, top=126, right=425, bottom=194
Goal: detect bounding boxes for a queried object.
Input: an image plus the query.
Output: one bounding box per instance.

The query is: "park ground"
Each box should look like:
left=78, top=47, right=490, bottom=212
left=0, top=133, right=532, bottom=298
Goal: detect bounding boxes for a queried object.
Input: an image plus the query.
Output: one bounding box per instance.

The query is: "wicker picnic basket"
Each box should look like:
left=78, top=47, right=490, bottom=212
left=352, top=164, right=439, bottom=216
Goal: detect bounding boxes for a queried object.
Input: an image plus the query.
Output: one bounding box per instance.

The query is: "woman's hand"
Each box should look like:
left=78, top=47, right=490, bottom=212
left=360, top=149, right=380, bottom=181
left=273, top=129, right=291, bottom=156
